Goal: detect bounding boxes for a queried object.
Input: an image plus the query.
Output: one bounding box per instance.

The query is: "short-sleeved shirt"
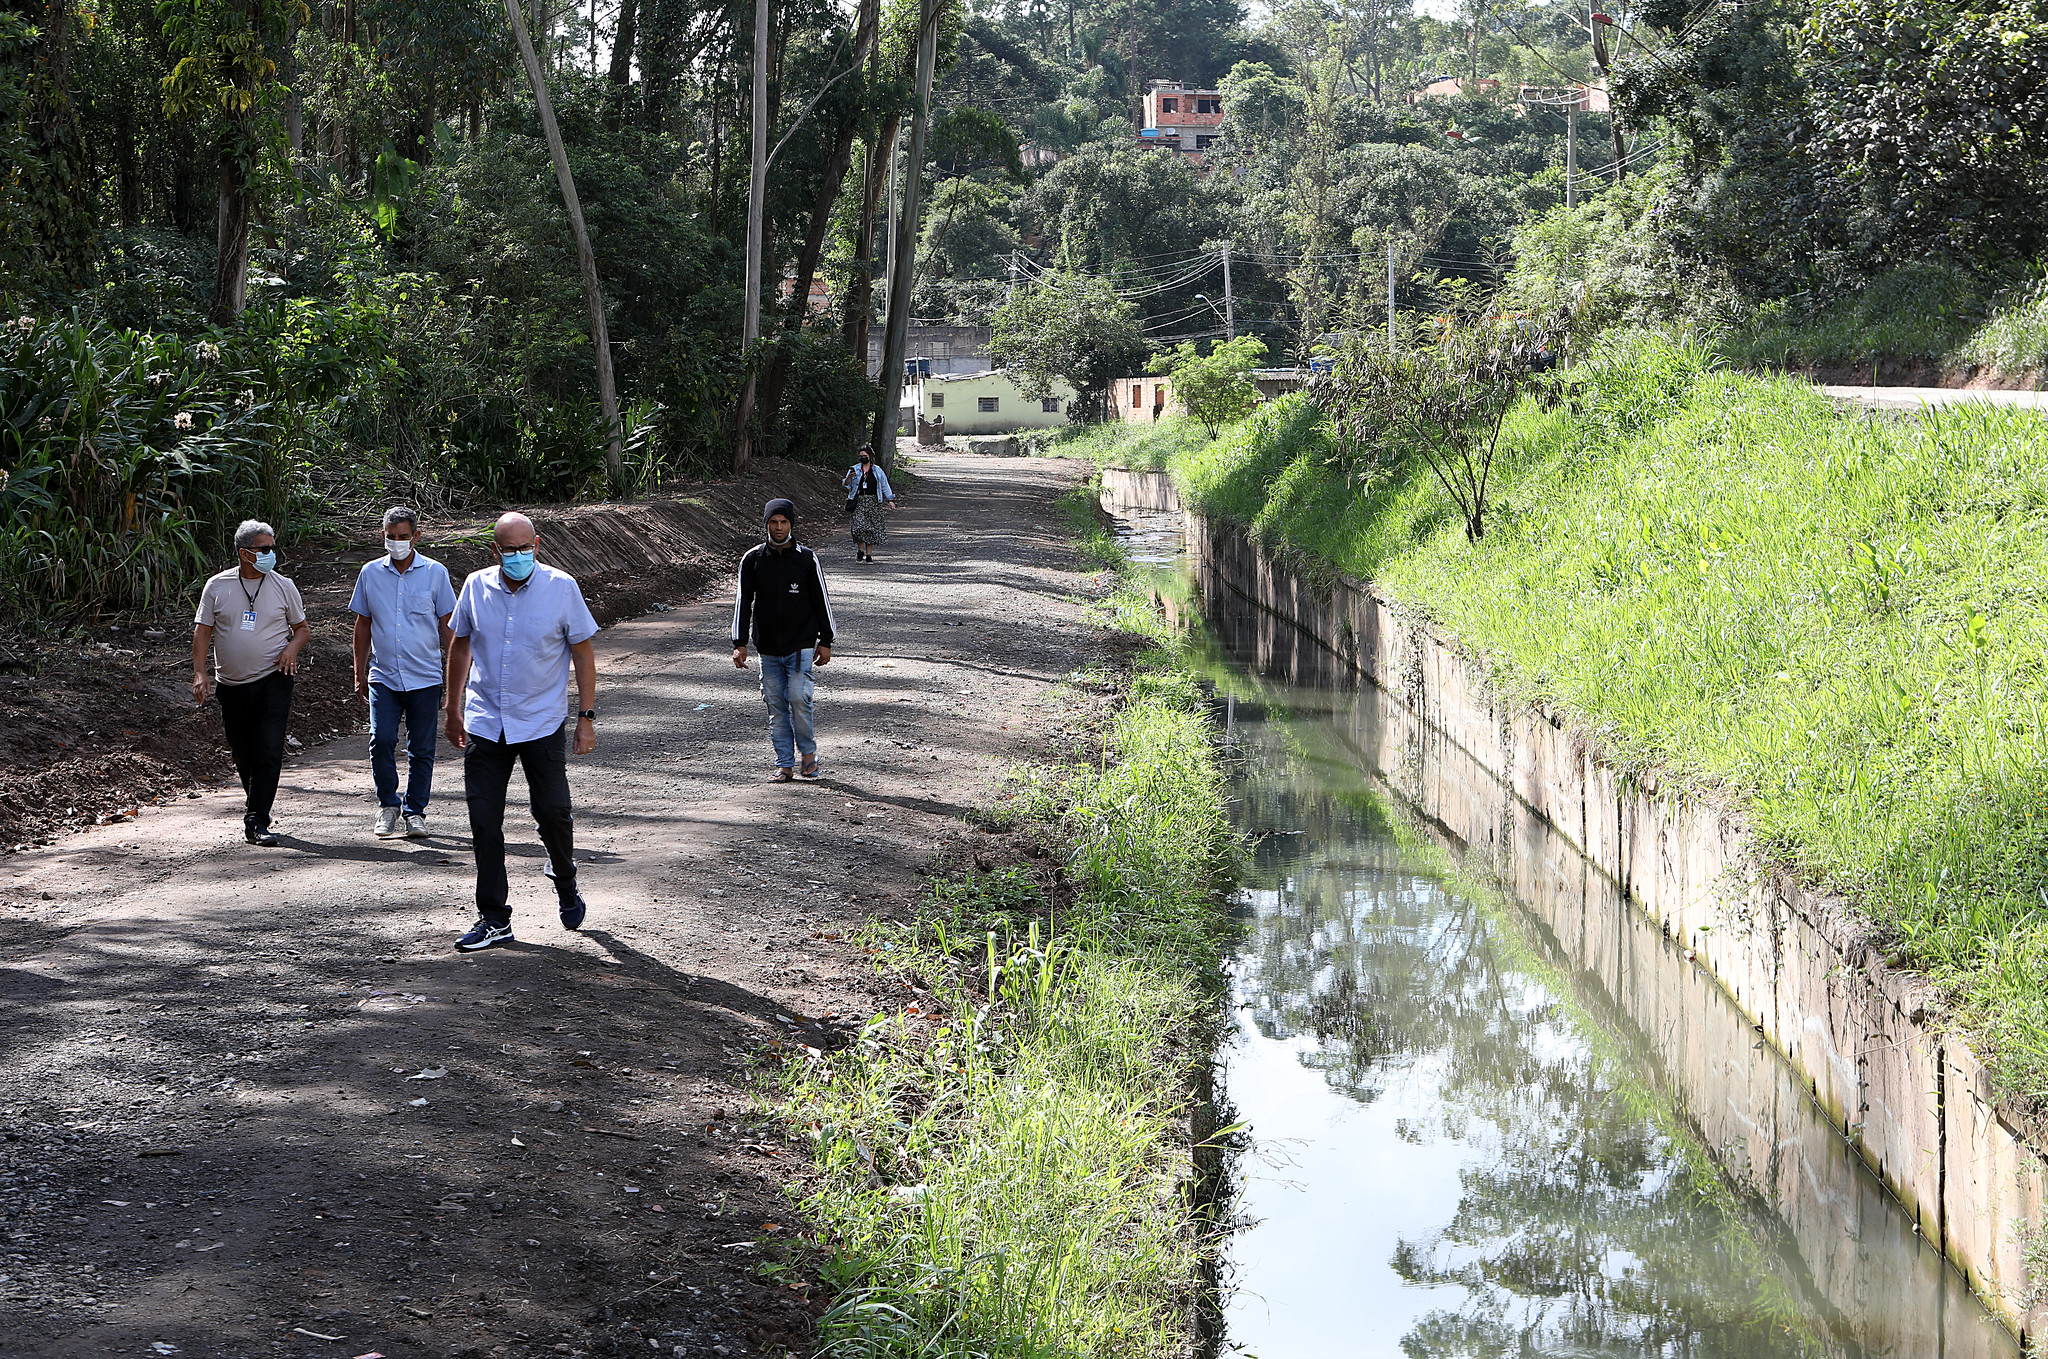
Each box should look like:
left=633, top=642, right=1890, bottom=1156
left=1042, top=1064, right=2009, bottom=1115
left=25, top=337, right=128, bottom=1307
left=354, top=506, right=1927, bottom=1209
left=194, top=568, right=306, bottom=686
left=348, top=553, right=456, bottom=692
left=449, top=563, right=599, bottom=745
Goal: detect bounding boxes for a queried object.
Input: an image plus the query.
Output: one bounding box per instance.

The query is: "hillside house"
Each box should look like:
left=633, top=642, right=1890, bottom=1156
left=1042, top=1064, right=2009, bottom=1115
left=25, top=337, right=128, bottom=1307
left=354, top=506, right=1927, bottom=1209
left=1136, top=79, right=1224, bottom=167
left=1112, top=367, right=1308, bottom=424
left=1410, top=75, right=1502, bottom=103
left=865, top=323, right=991, bottom=379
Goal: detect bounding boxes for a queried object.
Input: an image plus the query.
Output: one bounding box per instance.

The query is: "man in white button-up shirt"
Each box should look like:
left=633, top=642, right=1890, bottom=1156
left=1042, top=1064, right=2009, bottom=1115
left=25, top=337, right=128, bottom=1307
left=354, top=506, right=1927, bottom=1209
left=443, top=512, right=600, bottom=952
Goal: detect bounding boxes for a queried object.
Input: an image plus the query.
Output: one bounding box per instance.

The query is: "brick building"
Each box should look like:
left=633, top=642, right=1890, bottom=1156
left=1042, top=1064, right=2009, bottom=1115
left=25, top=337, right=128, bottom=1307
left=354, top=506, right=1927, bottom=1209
left=1136, top=80, right=1224, bottom=167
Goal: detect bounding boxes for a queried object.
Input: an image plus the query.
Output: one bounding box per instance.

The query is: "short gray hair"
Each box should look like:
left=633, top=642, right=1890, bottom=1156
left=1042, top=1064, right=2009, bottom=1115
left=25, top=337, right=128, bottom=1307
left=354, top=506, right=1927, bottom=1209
left=382, top=506, right=419, bottom=534
left=233, top=519, right=277, bottom=550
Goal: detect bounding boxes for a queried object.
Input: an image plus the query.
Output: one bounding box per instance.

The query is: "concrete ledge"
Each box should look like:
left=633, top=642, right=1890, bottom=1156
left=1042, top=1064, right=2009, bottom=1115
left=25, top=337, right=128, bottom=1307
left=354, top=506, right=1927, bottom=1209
left=1154, top=482, right=2048, bottom=1344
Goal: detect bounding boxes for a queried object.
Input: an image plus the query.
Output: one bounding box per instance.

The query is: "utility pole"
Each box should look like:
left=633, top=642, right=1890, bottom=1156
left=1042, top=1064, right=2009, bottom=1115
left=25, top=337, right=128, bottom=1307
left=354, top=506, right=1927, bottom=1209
left=872, top=0, right=937, bottom=466
left=1221, top=241, right=1235, bottom=340
left=733, top=0, right=771, bottom=472
left=1566, top=100, right=1577, bottom=211
left=1386, top=238, right=1396, bottom=350
left=1008, top=249, right=1019, bottom=300
left=503, top=0, right=624, bottom=488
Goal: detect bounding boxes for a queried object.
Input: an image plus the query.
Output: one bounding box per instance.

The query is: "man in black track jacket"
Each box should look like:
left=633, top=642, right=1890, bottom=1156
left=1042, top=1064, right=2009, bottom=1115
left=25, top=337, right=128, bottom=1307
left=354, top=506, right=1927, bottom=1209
left=731, top=498, right=836, bottom=781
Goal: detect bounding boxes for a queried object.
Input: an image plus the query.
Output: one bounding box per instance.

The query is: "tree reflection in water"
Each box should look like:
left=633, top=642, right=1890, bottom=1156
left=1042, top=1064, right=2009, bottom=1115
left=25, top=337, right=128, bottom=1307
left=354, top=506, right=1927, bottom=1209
left=1229, top=736, right=1828, bottom=1358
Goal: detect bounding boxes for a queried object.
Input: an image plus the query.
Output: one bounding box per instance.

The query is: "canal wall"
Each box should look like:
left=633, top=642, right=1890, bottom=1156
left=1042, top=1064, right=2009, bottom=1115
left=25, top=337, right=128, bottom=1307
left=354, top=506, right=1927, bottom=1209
left=1209, top=603, right=2014, bottom=1357
left=1099, top=464, right=2048, bottom=1347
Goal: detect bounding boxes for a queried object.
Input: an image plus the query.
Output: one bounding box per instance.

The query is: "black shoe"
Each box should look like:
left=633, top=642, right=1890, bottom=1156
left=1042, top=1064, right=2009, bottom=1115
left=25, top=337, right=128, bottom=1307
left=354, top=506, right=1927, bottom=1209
left=559, top=887, right=587, bottom=932
left=455, top=919, right=514, bottom=952
left=244, top=824, right=278, bottom=847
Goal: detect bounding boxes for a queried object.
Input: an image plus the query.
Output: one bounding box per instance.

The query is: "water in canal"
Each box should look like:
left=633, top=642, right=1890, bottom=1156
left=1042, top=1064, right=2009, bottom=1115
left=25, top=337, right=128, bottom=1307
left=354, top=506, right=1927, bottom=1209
left=1108, top=505, right=2018, bottom=1359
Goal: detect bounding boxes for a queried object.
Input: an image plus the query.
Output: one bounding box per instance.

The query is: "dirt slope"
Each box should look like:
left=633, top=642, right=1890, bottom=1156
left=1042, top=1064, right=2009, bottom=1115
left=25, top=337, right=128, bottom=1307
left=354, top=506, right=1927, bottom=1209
left=0, top=459, right=848, bottom=851
left=0, top=452, right=1106, bottom=1359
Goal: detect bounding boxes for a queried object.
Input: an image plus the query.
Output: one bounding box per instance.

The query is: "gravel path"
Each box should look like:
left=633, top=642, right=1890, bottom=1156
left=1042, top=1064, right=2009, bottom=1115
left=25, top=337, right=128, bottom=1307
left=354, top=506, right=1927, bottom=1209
left=0, top=452, right=1104, bottom=1359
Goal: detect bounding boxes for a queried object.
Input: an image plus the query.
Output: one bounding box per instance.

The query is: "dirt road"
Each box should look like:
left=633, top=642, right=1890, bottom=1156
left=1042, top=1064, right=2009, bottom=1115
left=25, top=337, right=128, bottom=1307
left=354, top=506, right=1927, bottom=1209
left=0, top=452, right=1103, bottom=1359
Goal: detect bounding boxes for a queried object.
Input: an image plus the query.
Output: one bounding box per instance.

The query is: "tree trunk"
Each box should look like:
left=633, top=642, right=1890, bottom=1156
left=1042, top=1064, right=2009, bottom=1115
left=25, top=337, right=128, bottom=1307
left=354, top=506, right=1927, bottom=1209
left=605, top=0, right=636, bottom=128
left=841, top=110, right=898, bottom=365
left=757, top=0, right=878, bottom=443
left=117, top=99, right=141, bottom=226
left=870, top=0, right=937, bottom=466
left=212, top=138, right=255, bottom=322
left=503, top=0, right=626, bottom=488
left=609, top=0, right=635, bottom=81
left=732, top=0, right=771, bottom=474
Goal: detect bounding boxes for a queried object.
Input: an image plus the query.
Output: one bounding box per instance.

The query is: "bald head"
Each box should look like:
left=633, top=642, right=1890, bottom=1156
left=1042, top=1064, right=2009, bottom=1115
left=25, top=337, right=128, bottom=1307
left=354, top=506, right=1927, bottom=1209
left=494, top=513, right=536, bottom=549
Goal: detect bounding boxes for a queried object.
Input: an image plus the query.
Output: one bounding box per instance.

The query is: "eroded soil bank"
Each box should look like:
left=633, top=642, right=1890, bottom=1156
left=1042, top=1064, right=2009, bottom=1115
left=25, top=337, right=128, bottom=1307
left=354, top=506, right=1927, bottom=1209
left=0, top=452, right=1112, bottom=1359
left=0, top=458, right=846, bottom=852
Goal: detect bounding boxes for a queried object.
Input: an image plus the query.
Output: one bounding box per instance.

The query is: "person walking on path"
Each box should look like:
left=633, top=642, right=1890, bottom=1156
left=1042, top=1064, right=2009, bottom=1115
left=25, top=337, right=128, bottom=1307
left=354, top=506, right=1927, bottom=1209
left=444, top=512, right=599, bottom=952
left=350, top=507, right=456, bottom=840
left=191, top=520, right=310, bottom=847
left=732, top=498, right=836, bottom=781
left=842, top=445, right=897, bottom=563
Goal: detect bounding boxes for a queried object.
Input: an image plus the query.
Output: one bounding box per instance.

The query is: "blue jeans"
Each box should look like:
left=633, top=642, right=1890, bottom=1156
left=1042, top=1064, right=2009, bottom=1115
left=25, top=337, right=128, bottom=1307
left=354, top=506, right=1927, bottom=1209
left=370, top=681, right=441, bottom=815
left=759, top=649, right=816, bottom=768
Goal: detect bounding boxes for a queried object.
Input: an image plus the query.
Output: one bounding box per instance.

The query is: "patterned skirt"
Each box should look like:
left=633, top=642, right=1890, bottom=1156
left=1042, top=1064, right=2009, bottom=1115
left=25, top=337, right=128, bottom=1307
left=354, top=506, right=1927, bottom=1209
left=850, top=494, right=888, bottom=545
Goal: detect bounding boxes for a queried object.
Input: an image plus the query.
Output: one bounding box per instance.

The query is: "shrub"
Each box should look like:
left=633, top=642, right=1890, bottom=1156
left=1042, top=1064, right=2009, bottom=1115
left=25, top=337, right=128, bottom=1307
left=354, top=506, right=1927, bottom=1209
left=0, top=313, right=283, bottom=618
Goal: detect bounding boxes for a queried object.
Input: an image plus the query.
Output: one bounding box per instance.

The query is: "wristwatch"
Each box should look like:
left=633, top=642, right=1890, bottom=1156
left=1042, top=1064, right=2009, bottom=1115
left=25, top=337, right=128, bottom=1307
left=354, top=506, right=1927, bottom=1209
left=578, top=709, right=596, bottom=721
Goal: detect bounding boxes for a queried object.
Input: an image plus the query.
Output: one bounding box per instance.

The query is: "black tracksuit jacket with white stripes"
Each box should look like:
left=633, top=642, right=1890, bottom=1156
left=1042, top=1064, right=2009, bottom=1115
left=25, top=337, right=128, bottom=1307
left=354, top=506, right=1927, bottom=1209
left=730, top=540, right=837, bottom=656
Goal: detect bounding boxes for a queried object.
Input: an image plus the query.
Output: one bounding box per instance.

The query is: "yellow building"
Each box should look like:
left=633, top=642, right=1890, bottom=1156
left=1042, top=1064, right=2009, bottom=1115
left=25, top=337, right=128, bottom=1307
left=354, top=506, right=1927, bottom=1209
left=914, top=370, right=1079, bottom=436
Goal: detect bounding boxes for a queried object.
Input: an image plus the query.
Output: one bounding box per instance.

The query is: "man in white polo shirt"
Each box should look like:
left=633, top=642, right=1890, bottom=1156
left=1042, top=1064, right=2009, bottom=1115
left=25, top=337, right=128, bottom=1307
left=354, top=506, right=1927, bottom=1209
left=444, top=511, right=600, bottom=952
left=191, top=519, right=310, bottom=847
left=349, top=506, right=456, bottom=840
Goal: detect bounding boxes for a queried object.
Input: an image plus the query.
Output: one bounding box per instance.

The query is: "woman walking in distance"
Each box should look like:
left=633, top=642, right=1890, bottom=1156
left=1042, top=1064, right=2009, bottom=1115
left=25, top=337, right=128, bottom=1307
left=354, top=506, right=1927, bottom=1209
left=842, top=445, right=897, bottom=563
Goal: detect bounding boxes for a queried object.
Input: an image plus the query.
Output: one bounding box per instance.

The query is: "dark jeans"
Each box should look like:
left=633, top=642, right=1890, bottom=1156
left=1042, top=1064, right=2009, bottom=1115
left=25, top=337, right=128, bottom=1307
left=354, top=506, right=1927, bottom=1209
left=216, top=671, right=294, bottom=831
left=464, top=723, right=576, bottom=926
left=370, top=681, right=441, bottom=814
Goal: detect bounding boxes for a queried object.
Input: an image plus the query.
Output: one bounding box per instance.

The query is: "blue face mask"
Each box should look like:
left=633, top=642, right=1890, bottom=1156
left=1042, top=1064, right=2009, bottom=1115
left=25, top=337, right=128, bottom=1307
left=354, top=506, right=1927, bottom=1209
left=252, top=549, right=278, bottom=575
left=500, top=548, right=536, bottom=581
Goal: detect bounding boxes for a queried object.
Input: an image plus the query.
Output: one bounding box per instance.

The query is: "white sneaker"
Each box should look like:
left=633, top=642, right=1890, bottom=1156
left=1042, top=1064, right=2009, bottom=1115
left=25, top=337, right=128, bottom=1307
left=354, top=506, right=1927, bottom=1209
left=375, top=806, right=401, bottom=838
left=404, top=812, right=429, bottom=839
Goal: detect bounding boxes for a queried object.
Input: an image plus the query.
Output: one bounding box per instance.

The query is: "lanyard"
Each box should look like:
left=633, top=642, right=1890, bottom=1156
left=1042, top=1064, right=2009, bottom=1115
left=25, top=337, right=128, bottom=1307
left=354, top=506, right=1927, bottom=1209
left=238, top=572, right=266, bottom=611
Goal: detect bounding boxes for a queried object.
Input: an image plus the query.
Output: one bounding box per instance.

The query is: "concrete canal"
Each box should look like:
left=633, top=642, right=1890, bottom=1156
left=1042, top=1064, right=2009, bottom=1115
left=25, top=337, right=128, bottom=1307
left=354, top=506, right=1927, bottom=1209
left=1104, top=496, right=2020, bottom=1359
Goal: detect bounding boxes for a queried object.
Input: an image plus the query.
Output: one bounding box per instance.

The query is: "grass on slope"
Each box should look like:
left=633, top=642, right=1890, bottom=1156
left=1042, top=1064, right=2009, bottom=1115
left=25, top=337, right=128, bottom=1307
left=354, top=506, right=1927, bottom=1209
left=1724, top=259, right=2048, bottom=379
left=1030, top=416, right=1213, bottom=471
left=1177, top=336, right=2048, bottom=1103
left=778, top=597, right=1239, bottom=1357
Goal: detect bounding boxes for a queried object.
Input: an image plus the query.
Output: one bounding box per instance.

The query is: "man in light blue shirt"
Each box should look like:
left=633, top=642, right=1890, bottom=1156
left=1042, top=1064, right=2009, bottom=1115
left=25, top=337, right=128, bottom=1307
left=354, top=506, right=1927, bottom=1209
left=349, top=507, right=456, bottom=840
left=444, top=511, right=600, bottom=952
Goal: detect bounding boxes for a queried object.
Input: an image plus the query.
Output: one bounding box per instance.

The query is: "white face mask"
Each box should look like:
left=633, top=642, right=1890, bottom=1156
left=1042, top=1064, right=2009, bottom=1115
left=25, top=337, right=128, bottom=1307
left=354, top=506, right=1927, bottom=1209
left=385, top=537, right=415, bottom=560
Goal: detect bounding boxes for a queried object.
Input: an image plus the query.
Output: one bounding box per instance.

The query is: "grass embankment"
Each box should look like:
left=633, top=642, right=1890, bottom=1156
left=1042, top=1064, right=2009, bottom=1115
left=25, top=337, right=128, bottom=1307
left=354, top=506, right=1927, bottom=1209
left=1722, top=259, right=2048, bottom=381
left=779, top=549, right=1240, bottom=1355
left=1175, top=335, right=2048, bottom=1103
left=1027, top=417, right=1213, bottom=472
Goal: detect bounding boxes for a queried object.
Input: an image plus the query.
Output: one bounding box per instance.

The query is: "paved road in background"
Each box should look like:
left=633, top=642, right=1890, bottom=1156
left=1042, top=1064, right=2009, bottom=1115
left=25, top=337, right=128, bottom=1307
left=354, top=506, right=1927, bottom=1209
left=1822, top=385, right=2048, bottom=412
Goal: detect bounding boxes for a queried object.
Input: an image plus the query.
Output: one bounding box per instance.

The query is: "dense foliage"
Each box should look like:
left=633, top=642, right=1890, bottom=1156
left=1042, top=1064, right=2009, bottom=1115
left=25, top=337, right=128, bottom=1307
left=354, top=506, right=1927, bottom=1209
left=7, top=0, right=2048, bottom=622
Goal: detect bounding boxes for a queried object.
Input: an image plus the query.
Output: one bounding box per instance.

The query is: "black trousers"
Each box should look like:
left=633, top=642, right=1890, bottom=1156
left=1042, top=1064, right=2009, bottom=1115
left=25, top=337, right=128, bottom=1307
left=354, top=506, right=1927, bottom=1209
left=216, top=671, right=294, bottom=831
left=464, top=723, right=576, bottom=926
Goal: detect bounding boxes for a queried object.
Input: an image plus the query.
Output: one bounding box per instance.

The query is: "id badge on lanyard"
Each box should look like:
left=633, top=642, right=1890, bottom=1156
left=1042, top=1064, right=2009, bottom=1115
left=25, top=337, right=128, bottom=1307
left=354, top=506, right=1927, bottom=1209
left=241, top=610, right=258, bottom=632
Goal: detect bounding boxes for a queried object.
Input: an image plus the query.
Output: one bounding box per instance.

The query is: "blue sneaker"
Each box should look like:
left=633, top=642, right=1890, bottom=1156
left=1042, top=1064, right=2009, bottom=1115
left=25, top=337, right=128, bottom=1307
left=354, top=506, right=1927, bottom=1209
left=559, top=886, right=588, bottom=932
left=455, top=919, right=514, bottom=952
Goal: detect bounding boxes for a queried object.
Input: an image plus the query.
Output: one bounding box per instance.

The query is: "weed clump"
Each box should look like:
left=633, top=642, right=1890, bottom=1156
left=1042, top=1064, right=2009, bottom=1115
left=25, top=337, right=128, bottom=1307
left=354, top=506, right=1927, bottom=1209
left=780, top=606, right=1239, bottom=1356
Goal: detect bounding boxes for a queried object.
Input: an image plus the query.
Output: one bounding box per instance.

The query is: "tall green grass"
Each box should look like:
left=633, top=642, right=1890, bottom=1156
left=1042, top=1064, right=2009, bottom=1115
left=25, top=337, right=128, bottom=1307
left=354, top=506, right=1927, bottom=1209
left=1176, top=336, right=2048, bottom=1103
left=780, top=619, right=1239, bottom=1356
left=1030, top=416, right=1212, bottom=471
